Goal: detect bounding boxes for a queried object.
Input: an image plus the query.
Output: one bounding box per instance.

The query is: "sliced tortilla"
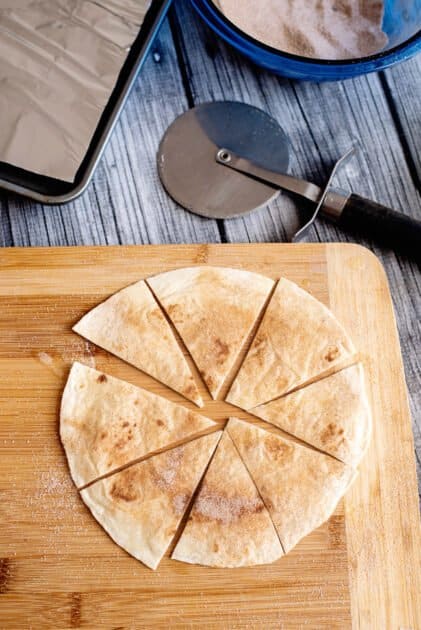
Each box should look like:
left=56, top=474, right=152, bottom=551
left=80, top=432, right=221, bottom=570
left=147, top=267, right=274, bottom=398
left=251, top=363, right=371, bottom=468
left=172, top=431, right=283, bottom=567
left=73, top=280, right=203, bottom=406
left=227, top=278, right=355, bottom=409
left=60, top=362, right=215, bottom=488
left=227, top=418, right=355, bottom=553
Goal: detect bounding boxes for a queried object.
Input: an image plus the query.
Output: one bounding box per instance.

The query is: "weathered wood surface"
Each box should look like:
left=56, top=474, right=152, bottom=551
left=0, top=0, right=419, bottom=491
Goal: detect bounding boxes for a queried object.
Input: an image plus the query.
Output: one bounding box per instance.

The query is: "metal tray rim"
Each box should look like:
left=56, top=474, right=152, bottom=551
left=0, top=0, right=173, bottom=205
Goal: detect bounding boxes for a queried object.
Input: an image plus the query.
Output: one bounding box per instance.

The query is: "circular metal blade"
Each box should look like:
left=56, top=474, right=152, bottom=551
left=157, top=101, right=290, bottom=219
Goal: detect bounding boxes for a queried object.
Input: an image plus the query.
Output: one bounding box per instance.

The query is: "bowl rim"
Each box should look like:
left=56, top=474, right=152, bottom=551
left=200, top=0, right=421, bottom=66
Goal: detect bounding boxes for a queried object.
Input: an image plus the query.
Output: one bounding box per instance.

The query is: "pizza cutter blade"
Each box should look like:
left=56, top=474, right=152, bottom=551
left=157, top=101, right=289, bottom=219
left=158, top=102, right=421, bottom=260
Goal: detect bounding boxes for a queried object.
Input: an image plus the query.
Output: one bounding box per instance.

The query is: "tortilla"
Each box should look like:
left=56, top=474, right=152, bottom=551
left=215, top=0, right=387, bottom=60
left=73, top=280, right=203, bottom=406
left=60, top=362, right=215, bottom=488
left=80, top=432, right=222, bottom=570
left=172, top=431, right=283, bottom=567
left=147, top=267, right=274, bottom=398
left=227, top=418, right=355, bottom=553
left=251, top=363, right=371, bottom=467
left=227, top=278, right=355, bottom=409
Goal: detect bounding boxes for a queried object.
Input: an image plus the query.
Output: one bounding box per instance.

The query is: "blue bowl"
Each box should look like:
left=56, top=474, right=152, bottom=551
left=190, top=0, right=421, bottom=80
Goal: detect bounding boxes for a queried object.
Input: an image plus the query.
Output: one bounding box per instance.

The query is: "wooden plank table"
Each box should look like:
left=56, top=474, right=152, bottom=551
left=0, top=0, right=420, bottom=498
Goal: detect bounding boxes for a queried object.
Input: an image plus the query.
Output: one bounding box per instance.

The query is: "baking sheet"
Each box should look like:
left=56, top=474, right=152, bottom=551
left=0, top=1, right=150, bottom=182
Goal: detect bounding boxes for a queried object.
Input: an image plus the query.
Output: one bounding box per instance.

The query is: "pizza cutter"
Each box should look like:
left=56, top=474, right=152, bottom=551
left=158, top=102, right=421, bottom=260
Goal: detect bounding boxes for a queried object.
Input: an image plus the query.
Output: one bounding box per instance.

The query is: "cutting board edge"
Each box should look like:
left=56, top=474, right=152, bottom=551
left=327, top=243, right=420, bottom=630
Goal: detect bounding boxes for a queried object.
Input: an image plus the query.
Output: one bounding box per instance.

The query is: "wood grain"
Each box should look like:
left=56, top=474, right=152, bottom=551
left=328, top=244, right=421, bottom=629
left=0, top=244, right=419, bottom=629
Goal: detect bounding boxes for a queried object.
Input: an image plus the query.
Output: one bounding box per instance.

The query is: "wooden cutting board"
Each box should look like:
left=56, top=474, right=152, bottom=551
left=0, top=243, right=419, bottom=629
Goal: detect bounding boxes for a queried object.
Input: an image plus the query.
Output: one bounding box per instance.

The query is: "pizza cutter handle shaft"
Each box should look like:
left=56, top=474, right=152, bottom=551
left=337, top=194, right=421, bottom=263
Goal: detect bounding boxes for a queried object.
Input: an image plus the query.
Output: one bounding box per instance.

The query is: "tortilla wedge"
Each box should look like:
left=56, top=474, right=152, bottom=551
left=227, top=278, right=355, bottom=409
left=147, top=267, right=274, bottom=398
left=251, top=363, right=371, bottom=467
left=172, top=431, right=283, bottom=567
left=60, top=362, right=215, bottom=488
left=227, top=418, right=355, bottom=553
left=80, top=432, right=222, bottom=570
left=72, top=280, right=203, bottom=406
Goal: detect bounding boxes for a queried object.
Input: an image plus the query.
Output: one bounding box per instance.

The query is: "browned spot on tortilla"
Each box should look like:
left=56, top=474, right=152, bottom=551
left=324, top=346, right=340, bottom=362
left=321, top=422, right=345, bottom=445
left=167, top=303, right=183, bottom=324
left=134, top=399, right=139, bottom=406
left=121, top=301, right=143, bottom=330
left=201, top=370, right=215, bottom=392
left=156, top=419, right=165, bottom=427
left=148, top=307, right=167, bottom=327
left=70, top=592, right=82, bottom=628
left=265, top=497, right=274, bottom=511
left=97, top=373, right=107, bottom=383
left=214, top=337, right=229, bottom=365
left=100, top=431, right=107, bottom=440
left=110, top=469, right=139, bottom=502
left=265, top=435, right=293, bottom=462
left=187, top=412, right=200, bottom=425
left=183, top=382, right=197, bottom=397
left=213, top=543, right=219, bottom=553
left=122, top=421, right=129, bottom=428
left=0, top=558, right=11, bottom=593
left=114, top=436, right=129, bottom=450
left=252, top=334, right=267, bottom=364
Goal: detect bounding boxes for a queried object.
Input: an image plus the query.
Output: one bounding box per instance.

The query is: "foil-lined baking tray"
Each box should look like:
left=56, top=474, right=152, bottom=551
left=0, top=0, right=172, bottom=203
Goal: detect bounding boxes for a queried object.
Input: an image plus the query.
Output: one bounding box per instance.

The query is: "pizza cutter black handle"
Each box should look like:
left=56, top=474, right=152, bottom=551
left=338, top=193, right=421, bottom=262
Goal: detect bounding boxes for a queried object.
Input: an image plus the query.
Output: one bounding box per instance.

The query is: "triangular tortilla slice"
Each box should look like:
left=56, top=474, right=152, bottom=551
left=60, top=362, right=215, bottom=488
left=72, top=280, right=203, bottom=406
left=227, top=418, right=355, bottom=553
left=172, top=431, right=283, bottom=567
left=251, top=364, right=371, bottom=468
left=80, top=432, right=221, bottom=570
left=227, top=277, right=355, bottom=409
left=147, top=267, right=274, bottom=399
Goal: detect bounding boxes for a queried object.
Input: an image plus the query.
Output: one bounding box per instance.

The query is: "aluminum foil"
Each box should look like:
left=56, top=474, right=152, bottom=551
left=0, top=1, right=150, bottom=182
